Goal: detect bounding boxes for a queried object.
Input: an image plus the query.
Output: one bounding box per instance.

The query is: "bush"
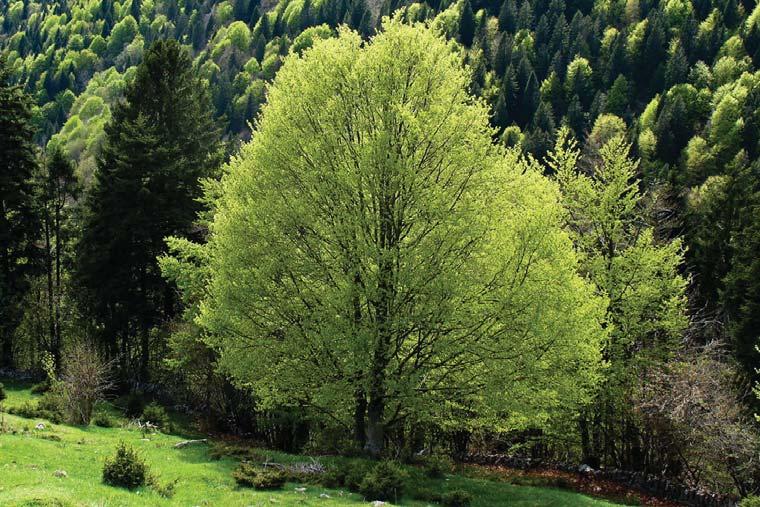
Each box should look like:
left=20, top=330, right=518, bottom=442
left=740, top=496, right=760, bottom=507
left=441, top=489, right=473, bottom=507
left=232, top=463, right=286, bottom=490
left=60, top=342, right=112, bottom=425
left=92, top=410, right=114, bottom=428
left=124, top=391, right=146, bottom=418
left=343, top=461, right=372, bottom=491
left=0, top=382, right=5, bottom=403
left=321, top=465, right=349, bottom=488
left=149, top=475, right=178, bottom=498
left=6, top=399, right=63, bottom=424
left=141, top=403, right=170, bottom=431
left=422, top=454, right=454, bottom=478
left=102, top=442, right=148, bottom=489
left=359, top=461, right=407, bottom=502
left=31, top=380, right=50, bottom=394
left=38, top=388, right=65, bottom=416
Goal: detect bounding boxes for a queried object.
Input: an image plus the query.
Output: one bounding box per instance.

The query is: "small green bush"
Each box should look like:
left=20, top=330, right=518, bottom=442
left=92, top=411, right=114, bottom=428
left=31, top=380, right=50, bottom=394
left=6, top=399, right=63, bottom=423
left=0, top=382, right=6, bottom=403
left=149, top=475, right=178, bottom=498
left=141, top=402, right=170, bottom=431
left=321, top=465, right=349, bottom=488
left=441, top=489, right=473, bottom=507
left=739, top=496, right=760, bottom=507
left=359, top=461, right=407, bottom=502
left=102, top=441, right=148, bottom=489
left=343, top=461, right=372, bottom=491
left=422, top=454, right=454, bottom=478
left=232, top=463, right=286, bottom=490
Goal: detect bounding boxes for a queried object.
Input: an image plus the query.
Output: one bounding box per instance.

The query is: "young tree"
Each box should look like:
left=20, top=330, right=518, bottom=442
left=75, top=40, right=223, bottom=381
left=166, top=20, right=606, bottom=457
left=0, top=57, right=40, bottom=368
left=550, top=128, right=688, bottom=469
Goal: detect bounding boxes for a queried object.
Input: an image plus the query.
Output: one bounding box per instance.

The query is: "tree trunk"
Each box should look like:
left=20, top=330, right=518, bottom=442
left=354, top=389, right=367, bottom=448
left=44, top=211, right=57, bottom=368
left=365, top=392, right=385, bottom=457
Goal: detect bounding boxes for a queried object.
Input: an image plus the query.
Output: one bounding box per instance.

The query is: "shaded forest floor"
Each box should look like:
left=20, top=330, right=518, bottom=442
left=1, top=378, right=630, bottom=506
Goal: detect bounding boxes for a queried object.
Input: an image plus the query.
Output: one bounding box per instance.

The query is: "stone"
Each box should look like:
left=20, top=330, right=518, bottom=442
left=53, top=470, right=67, bottom=478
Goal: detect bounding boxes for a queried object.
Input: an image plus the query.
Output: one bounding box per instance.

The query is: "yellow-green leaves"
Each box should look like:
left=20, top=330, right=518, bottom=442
left=190, top=19, right=606, bottom=439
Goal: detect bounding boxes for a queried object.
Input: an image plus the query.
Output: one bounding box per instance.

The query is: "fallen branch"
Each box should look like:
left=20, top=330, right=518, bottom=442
left=173, top=438, right=208, bottom=449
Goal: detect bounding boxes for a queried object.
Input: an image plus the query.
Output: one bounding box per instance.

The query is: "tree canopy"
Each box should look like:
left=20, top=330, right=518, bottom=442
left=165, top=19, right=606, bottom=456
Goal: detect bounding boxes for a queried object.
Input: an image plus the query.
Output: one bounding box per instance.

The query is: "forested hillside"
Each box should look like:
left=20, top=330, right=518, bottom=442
left=2, top=0, right=760, bottom=501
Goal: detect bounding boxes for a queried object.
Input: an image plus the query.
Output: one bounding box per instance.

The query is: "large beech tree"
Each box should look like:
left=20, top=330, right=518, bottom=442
left=166, top=20, right=606, bottom=456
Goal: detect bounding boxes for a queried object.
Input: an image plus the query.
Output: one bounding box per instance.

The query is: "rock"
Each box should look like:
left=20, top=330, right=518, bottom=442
left=578, top=464, right=594, bottom=473
left=370, top=502, right=387, bottom=506
left=53, top=470, right=67, bottom=478
left=35, top=423, right=45, bottom=430
left=294, top=487, right=307, bottom=493
left=319, top=493, right=331, bottom=498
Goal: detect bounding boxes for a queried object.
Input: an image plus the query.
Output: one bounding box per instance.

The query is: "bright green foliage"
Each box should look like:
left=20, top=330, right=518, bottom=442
left=551, top=128, right=688, bottom=467
left=171, top=19, right=605, bottom=456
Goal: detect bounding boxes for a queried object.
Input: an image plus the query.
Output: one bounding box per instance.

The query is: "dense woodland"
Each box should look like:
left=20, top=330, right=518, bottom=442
left=2, top=0, right=760, bottom=499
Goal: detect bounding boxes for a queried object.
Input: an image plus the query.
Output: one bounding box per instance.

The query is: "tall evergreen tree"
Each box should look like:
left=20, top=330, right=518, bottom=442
left=459, top=0, right=476, bottom=46
left=75, top=40, right=223, bottom=381
left=0, top=57, right=40, bottom=368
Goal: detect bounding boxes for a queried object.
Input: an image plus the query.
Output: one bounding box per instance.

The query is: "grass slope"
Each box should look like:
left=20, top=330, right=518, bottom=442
left=0, top=379, right=622, bottom=506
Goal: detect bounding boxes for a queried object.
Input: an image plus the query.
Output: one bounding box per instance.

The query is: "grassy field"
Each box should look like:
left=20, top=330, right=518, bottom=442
left=0, top=379, right=624, bottom=506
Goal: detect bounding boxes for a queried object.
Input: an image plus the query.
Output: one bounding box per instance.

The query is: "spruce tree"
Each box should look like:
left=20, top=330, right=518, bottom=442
left=0, top=58, right=40, bottom=368
left=458, top=0, right=476, bottom=46
left=75, top=40, right=222, bottom=381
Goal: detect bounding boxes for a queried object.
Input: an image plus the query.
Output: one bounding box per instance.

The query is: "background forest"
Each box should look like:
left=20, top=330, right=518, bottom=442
left=2, top=0, right=760, bottom=500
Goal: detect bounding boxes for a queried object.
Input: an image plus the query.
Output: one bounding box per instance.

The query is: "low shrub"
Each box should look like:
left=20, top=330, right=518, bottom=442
left=124, top=391, right=146, bottom=418
left=5, top=399, right=63, bottom=424
left=149, top=475, right=178, bottom=498
left=740, top=497, right=760, bottom=507
left=422, top=454, right=454, bottom=478
left=141, top=403, right=170, bottom=431
left=232, top=463, right=286, bottom=490
left=321, top=465, right=349, bottom=488
left=92, top=411, right=114, bottom=428
left=344, top=461, right=372, bottom=491
left=441, top=489, right=473, bottom=507
left=102, top=441, right=148, bottom=489
left=31, top=380, right=50, bottom=394
left=0, top=382, right=6, bottom=403
left=359, top=461, right=407, bottom=502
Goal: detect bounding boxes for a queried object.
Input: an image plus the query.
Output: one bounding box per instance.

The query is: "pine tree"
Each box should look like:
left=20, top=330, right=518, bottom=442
left=458, top=0, right=476, bottom=46
left=0, top=58, right=40, bottom=368
left=75, top=41, right=223, bottom=381
left=498, top=0, right=517, bottom=32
